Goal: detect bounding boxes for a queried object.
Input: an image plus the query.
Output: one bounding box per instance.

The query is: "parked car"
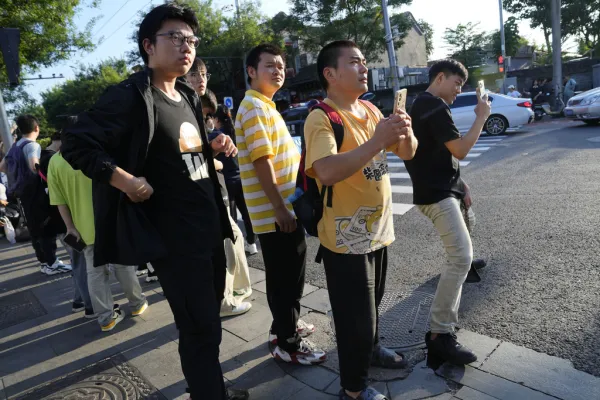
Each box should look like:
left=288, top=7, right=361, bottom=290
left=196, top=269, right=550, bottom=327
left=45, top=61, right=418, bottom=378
left=563, top=87, right=600, bottom=126
left=450, top=92, right=535, bottom=135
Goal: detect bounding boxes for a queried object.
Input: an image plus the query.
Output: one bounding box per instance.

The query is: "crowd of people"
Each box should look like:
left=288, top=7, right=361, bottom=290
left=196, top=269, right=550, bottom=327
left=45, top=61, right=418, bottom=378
left=507, top=75, right=577, bottom=105
left=0, top=2, right=497, bottom=400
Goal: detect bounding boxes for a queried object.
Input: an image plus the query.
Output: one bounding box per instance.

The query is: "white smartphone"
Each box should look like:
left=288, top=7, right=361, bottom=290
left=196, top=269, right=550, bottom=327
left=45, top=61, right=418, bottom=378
left=393, top=89, right=408, bottom=114
left=477, top=80, right=486, bottom=99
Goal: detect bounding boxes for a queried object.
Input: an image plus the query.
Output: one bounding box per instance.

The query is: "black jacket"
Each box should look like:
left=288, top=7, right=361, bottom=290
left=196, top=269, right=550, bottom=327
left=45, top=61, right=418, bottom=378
left=62, top=68, right=233, bottom=267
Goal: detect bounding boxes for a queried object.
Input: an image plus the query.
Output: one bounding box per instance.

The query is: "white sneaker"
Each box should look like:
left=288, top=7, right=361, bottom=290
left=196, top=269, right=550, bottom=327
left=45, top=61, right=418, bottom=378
left=269, top=319, right=316, bottom=345
left=271, top=339, right=327, bottom=365
left=136, top=268, right=148, bottom=276
left=244, top=242, right=258, bottom=255
left=40, top=263, right=49, bottom=274
left=220, top=302, right=252, bottom=318
left=44, top=264, right=62, bottom=275
left=51, top=259, right=72, bottom=273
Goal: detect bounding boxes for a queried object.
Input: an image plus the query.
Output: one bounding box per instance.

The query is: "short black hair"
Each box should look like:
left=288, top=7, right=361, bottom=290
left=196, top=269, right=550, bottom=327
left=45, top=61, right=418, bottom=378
left=189, top=57, right=206, bottom=74
left=15, top=115, right=39, bottom=135
left=428, top=59, right=468, bottom=84
left=215, top=104, right=234, bottom=137
left=245, top=44, right=284, bottom=85
left=316, top=40, right=359, bottom=91
left=201, top=89, right=217, bottom=113
left=137, top=2, right=199, bottom=65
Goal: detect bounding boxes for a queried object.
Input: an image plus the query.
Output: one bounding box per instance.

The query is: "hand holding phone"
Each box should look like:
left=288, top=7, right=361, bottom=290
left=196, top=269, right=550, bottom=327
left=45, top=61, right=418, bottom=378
left=477, top=80, right=486, bottom=99
left=64, top=232, right=87, bottom=253
left=393, top=89, right=408, bottom=115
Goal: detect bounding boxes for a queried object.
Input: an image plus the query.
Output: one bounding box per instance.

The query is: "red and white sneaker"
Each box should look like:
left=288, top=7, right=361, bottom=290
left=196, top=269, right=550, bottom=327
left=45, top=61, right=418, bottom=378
left=272, top=339, right=327, bottom=365
left=269, top=319, right=316, bottom=345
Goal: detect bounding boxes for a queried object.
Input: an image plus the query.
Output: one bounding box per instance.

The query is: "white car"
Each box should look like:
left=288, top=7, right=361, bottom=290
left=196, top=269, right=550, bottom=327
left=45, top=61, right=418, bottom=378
left=564, top=87, right=600, bottom=126
left=450, top=92, right=535, bottom=135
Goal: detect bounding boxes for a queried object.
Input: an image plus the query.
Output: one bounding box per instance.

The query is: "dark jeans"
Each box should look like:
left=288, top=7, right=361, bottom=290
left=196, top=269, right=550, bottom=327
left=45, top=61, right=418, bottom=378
left=151, top=244, right=227, bottom=400
left=31, top=234, right=57, bottom=265
left=226, top=180, right=256, bottom=244
left=322, top=246, right=388, bottom=392
left=258, top=223, right=307, bottom=353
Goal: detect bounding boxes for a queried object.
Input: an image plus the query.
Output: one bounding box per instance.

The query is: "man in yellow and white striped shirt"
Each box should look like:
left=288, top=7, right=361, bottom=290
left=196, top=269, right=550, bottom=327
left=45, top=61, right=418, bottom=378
left=235, top=44, right=326, bottom=366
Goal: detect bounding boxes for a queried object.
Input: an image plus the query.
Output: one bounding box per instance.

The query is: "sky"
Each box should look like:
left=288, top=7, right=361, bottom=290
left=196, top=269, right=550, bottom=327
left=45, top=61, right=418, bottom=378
left=24, top=0, right=574, bottom=101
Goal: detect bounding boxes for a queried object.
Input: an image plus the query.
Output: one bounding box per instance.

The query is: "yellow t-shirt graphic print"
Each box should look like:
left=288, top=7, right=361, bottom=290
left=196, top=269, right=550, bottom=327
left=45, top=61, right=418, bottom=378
left=304, top=99, right=395, bottom=255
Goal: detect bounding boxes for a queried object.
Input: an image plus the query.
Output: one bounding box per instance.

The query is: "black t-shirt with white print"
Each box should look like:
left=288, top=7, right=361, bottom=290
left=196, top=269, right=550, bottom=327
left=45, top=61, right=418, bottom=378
left=404, top=91, right=465, bottom=205
left=144, top=87, right=220, bottom=252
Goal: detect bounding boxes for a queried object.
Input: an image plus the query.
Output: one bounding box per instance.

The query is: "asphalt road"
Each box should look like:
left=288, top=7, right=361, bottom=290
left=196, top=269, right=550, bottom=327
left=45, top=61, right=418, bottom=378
left=245, top=118, right=600, bottom=377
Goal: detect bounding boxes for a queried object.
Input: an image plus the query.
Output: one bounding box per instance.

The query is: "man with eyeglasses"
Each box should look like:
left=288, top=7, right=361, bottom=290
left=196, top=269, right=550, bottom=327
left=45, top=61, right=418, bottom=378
left=61, top=3, right=248, bottom=400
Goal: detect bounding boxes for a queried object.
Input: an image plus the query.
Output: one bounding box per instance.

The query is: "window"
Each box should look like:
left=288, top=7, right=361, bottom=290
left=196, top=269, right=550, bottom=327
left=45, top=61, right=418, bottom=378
left=450, top=95, right=478, bottom=109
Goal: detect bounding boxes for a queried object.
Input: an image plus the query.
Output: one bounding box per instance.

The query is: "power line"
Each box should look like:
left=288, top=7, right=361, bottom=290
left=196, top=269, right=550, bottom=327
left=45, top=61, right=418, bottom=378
left=80, top=0, right=153, bottom=64
left=92, top=0, right=133, bottom=38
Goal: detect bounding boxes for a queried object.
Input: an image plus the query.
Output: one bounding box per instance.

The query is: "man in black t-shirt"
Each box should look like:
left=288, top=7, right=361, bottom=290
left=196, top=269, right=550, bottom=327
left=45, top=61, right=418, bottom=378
left=62, top=4, right=248, bottom=400
left=404, top=59, right=491, bottom=368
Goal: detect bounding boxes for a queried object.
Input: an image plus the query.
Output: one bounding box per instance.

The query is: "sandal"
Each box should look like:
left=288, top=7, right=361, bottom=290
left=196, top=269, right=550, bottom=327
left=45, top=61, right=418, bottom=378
left=339, top=386, right=388, bottom=400
left=371, top=344, right=408, bottom=369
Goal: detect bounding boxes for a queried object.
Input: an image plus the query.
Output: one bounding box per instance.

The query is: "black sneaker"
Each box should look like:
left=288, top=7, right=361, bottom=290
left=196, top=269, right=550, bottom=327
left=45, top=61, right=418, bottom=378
left=465, top=264, right=482, bottom=283
left=425, top=331, right=477, bottom=369
left=227, top=388, right=249, bottom=400
left=472, top=259, right=487, bottom=270
left=72, top=302, right=85, bottom=313
left=146, top=269, right=158, bottom=283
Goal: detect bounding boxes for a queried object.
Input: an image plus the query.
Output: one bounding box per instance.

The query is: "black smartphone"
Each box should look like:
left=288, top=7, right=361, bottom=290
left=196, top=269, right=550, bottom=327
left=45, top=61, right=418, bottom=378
left=64, top=233, right=86, bottom=253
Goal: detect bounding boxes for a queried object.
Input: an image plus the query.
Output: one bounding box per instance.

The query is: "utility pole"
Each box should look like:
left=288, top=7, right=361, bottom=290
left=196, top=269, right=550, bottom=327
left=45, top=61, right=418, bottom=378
left=498, top=0, right=507, bottom=94
left=381, top=0, right=399, bottom=92
left=551, top=0, right=563, bottom=109
left=0, top=92, right=12, bottom=149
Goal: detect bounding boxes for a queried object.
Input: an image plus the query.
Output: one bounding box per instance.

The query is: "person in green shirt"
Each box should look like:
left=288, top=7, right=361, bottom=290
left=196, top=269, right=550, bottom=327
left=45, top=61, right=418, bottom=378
left=47, top=151, right=148, bottom=332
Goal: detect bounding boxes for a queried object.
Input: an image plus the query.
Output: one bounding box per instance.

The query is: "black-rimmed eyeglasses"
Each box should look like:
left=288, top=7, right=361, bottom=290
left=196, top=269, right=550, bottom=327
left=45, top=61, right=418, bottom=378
left=155, top=31, right=200, bottom=48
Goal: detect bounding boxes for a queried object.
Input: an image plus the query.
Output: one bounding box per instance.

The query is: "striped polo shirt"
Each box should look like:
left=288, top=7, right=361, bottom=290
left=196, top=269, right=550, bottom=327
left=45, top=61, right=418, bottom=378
left=235, top=89, right=300, bottom=234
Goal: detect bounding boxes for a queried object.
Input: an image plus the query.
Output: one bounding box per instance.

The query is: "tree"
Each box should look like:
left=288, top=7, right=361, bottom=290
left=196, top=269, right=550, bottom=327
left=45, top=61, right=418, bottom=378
left=127, top=0, right=281, bottom=64
left=0, top=0, right=98, bottom=81
left=487, top=17, right=528, bottom=57
left=289, top=0, right=413, bottom=64
left=418, top=19, right=434, bottom=59
left=40, top=59, right=130, bottom=129
left=569, top=0, right=600, bottom=56
left=503, top=0, right=578, bottom=54
left=443, top=22, right=487, bottom=68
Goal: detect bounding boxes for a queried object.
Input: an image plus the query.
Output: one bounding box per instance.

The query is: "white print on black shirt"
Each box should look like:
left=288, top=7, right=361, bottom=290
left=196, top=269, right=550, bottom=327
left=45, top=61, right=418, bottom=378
left=179, top=121, right=209, bottom=181
left=182, top=153, right=209, bottom=180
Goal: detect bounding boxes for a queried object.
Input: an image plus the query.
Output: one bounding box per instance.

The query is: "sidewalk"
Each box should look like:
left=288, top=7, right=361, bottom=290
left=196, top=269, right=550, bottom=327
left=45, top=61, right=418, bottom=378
left=1, top=239, right=600, bottom=399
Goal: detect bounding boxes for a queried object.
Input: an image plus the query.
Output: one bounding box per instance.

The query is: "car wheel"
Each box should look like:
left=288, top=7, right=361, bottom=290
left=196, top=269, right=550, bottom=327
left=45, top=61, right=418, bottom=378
left=485, top=115, right=508, bottom=135
left=583, top=120, right=599, bottom=126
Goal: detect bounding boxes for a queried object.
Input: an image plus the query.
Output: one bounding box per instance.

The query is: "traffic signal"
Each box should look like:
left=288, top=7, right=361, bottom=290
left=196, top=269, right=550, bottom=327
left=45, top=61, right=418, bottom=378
left=498, top=55, right=505, bottom=73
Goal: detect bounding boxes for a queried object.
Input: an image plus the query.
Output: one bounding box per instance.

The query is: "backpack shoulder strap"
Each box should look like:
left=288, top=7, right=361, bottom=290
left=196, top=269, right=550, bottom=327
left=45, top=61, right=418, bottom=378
left=310, top=102, right=344, bottom=151
left=359, top=99, right=382, bottom=118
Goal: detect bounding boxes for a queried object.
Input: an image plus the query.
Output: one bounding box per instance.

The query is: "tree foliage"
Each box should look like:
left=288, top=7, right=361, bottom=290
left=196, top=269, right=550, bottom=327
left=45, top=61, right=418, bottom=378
left=288, top=0, right=413, bottom=64
left=487, top=17, right=528, bottom=57
left=443, top=22, right=487, bottom=67
left=0, top=0, right=98, bottom=80
left=127, top=0, right=282, bottom=64
left=418, top=19, right=434, bottom=59
left=40, top=59, right=130, bottom=128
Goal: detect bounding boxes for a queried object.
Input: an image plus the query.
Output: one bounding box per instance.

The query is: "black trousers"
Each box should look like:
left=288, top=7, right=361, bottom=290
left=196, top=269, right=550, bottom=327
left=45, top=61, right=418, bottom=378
left=152, top=244, right=227, bottom=400
left=225, top=180, right=256, bottom=244
left=31, top=234, right=57, bottom=265
left=322, top=246, right=388, bottom=392
left=258, top=223, right=307, bottom=353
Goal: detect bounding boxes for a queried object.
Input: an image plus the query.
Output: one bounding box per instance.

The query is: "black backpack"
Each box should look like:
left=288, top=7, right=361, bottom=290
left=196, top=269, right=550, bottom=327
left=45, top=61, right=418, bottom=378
left=292, top=100, right=380, bottom=243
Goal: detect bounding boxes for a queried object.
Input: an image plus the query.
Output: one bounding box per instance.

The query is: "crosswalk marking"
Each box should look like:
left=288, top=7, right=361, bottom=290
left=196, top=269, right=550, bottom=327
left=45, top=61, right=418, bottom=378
left=386, top=136, right=507, bottom=216
left=388, top=161, right=470, bottom=168
left=391, top=185, right=413, bottom=194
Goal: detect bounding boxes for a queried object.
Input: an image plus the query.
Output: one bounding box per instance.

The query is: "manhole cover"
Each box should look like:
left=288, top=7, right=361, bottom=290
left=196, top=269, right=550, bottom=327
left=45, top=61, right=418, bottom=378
left=378, top=291, right=433, bottom=351
left=17, top=353, right=167, bottom=399
left=0, top=290, right=47, bottom=330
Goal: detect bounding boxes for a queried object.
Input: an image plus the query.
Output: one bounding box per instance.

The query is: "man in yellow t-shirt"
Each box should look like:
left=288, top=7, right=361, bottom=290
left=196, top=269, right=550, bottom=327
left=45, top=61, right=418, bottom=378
left=235, top=44, right=325, bottom=366
left=304, top=40, right=417, bottom=400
